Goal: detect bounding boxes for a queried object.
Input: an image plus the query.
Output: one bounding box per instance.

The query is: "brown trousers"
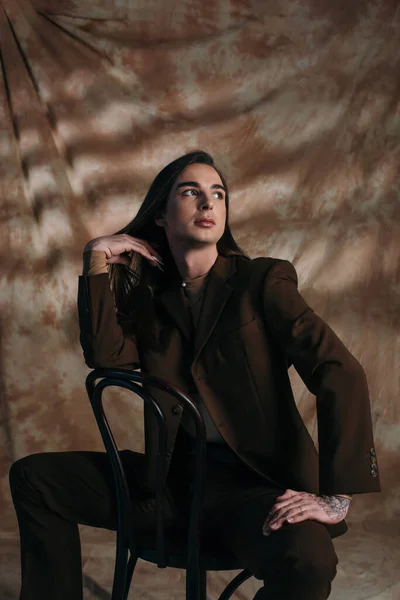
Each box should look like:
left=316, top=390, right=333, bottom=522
left=9, top=433, right=337, bottom=600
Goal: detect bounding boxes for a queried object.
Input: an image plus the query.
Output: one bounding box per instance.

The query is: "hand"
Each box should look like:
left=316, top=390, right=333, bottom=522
left=84, top=234, right=163, bottom=269
left=262, top=489, right=351, bottom=536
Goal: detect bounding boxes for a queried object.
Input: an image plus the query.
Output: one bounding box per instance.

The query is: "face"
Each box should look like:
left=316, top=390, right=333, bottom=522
left=156, top=163, right=227, bottom=248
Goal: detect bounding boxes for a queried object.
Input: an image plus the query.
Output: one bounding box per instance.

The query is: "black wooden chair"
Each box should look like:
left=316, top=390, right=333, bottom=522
left=86, top=368, right=253, bottom=600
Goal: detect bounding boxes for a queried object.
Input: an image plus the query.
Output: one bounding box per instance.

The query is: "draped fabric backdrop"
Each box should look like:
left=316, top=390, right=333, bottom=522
left=0, top=0, right=399, bottom=598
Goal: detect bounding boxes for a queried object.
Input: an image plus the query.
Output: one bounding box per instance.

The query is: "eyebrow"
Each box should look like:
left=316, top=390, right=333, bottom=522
left=175, top=181, right=226, bottom=192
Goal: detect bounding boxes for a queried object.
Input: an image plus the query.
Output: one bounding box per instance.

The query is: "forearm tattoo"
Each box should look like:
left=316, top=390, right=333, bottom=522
left=314, top=494, right=350, bottom=521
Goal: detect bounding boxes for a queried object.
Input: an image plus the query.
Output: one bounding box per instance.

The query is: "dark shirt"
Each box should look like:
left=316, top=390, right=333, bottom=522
left=179, top=271, right=225, bottom=443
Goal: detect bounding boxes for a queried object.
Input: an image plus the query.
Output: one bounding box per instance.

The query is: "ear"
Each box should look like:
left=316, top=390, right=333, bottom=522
left=155, top=215, right=165, bottom=227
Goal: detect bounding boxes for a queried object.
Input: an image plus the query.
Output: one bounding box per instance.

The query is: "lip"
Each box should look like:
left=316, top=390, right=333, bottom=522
left=194, top=218, right=216, bottom=227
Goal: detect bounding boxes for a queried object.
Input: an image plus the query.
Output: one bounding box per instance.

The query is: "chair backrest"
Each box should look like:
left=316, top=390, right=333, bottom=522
left=85, top=368, right=207, bottom=577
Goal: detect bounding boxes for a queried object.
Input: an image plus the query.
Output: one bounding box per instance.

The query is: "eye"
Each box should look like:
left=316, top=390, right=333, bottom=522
left=213, top=191, right=224, bottom=199
left=181, top=188, right=198, bottom=196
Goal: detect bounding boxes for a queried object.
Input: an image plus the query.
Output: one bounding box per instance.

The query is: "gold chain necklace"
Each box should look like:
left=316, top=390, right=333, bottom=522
left=181, top=269, right=211, bottom=288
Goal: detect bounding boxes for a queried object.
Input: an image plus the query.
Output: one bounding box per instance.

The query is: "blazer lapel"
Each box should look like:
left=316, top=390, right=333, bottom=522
left=193, top=254, right=236, bottom=360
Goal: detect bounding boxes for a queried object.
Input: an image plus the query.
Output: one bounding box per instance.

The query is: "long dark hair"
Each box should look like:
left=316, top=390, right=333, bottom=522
left=110, top=150, right=247, bottom=343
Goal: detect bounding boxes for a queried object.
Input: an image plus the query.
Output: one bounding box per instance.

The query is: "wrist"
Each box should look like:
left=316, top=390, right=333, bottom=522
left=84, top=240, right=104, bottom=253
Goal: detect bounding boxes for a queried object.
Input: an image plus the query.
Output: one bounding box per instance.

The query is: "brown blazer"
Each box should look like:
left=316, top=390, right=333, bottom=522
left=78, top=254, right=380, bottom=535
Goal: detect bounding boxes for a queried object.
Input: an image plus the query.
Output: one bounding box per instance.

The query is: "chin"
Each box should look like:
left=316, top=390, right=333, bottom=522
left=172, top=227, right=223, bottom=247
left=192, top=232, right=221, bottom=244
left=183, top=235, right=219, bottom=248
left=192, top=227, right=223, bottom=241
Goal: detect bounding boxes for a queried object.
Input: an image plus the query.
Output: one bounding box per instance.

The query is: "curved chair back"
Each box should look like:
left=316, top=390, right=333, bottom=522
left=86, top=368, right=207, bottom=598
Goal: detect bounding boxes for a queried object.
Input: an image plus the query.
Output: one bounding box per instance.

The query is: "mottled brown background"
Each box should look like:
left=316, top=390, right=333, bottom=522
left=0, top=0, right=399, bottom=598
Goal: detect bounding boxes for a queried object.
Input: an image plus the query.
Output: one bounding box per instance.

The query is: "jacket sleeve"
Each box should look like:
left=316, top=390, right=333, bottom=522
left=262, top=259, right=380, bottom=495
left=78, top=273, right=140, bottom=369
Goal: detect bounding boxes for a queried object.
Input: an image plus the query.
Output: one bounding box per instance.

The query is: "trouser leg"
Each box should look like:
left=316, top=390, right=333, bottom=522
left=212, top=493, right=338, bottom=600
left=9, top=450, right=159, bottom=600
left=176, top=432, right=338, bottom=600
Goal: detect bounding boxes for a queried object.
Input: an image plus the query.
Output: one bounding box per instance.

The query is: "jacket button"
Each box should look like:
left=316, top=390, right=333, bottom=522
left=165, top=452, right=172, bottom=460
left=172, top=405, right=183, bottom=415
left=370, top=448, right=376, bottom=457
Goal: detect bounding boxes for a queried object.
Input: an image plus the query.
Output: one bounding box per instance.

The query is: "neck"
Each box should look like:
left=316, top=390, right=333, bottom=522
left=168, top=241, right=218, bottom=280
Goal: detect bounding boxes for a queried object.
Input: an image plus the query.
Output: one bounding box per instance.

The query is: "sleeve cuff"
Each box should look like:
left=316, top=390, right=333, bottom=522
left=335, top=494, right=353, bottom=500
left=82, top=250, right=108, bottom=276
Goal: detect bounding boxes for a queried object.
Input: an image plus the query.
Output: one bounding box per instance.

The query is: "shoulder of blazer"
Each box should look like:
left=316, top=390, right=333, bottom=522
left=234, top=255, right=295, bottom=282
left=231, top=256, right=300, bottom=311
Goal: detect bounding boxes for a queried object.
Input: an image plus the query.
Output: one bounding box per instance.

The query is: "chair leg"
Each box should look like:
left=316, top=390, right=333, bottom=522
left=186, top=566, right=207, bottom=600
left=111, top=532, right=130, bottom=600
left=199, top=568, right=207, bottom=600
left=123, top=553, right=138, bottom=600
left=217, top=568, right=253, bottom=600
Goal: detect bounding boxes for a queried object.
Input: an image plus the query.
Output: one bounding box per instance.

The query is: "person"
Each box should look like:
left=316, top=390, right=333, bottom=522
left=9, top=150, right=380, bottom=600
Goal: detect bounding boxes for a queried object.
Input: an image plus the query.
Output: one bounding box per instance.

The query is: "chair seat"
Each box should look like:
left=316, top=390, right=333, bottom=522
left=137, top=527, right=243, bottom=571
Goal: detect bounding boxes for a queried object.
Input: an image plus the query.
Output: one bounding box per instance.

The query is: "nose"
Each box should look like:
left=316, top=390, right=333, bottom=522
left=199, top=193, right=213, bottom=211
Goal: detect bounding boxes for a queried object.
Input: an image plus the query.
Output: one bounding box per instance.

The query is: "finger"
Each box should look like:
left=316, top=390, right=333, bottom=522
left=286, top=507, right=312, bottom=525
left=262, top=510, right=277, bottom=533
left=103, top=236, right=156, bottom=262
left=123, top=235, right=163, bottom=262
left=92, top=235, right=163, bottom=266
left=118, top=242, right=162, bottom=269
left=262, top=515, right=276, bottom=536
left=271, top=495, right=306, bottom=513
left=264, top=500, right=296, bottom=526
left=269, top=493, right=311, bottom=518
left=277, top=507, right=311, bottom=530
left=268, top=505, right=312, bottom=533
left=268, top=490, right=300, bottom=514
left=106, top=240, right=160, bottom=268
left=275, top=489, right=299, bottom=501
left=263, top=503, right=299, bottom=535
left=128, top=244, right=163, bottom=267
left=142, top=242, right=163, bottom=262
left=269, top=500, right=314, bottom=528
